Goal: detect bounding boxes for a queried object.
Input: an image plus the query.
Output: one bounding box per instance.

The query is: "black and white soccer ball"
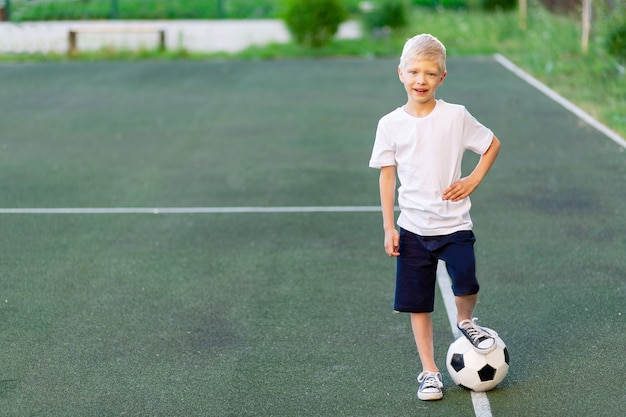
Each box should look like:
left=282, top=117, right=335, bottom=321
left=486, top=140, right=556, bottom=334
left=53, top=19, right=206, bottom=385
left=446, top=331, right=509, bottom=392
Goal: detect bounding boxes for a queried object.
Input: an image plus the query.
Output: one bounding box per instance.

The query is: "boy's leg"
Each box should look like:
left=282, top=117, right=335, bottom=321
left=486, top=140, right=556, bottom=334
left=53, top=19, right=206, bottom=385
left=411, top=312, right=443, bottom=401
left=438, top=231, right=495, bottom=353
left=437, top=231, right=480, bottom=323
left=395, top=229, right=443, bottom=400
left=455, top=293, right=478, bottom=323
left=396, top=230, right=438, bottom=369
left=410, top=312, right=437, bottom=372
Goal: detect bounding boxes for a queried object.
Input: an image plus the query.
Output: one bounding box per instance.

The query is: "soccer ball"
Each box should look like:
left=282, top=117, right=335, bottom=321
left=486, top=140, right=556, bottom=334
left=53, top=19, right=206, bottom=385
left=446, top=332, right=509, bottom=392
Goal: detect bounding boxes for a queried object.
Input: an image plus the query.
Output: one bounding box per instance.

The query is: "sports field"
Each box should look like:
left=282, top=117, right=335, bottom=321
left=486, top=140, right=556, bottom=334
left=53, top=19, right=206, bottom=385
left=0, top=57, right=624, bottom=416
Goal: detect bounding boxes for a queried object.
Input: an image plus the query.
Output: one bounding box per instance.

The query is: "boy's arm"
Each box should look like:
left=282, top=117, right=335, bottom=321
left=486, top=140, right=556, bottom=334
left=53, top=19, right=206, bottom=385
left=443, top=136, right=501, bottom=202
left=379, top=165, right=400, bottom=257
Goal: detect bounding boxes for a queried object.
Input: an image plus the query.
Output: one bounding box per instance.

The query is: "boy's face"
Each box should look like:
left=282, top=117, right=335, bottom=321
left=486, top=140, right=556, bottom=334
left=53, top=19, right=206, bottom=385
left=398, top=58, right=446, bottom=107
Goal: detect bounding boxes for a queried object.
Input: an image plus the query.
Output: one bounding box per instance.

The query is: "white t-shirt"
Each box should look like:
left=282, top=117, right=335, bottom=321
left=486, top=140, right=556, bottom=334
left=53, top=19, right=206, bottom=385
left=369, top=99, right=494, bottom=236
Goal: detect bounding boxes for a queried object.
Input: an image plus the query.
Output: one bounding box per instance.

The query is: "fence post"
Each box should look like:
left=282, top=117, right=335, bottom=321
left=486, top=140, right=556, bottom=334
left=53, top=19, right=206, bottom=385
left=68, top=30, right=77, bottom=55
left=159, top=29, right=166, bottom=51
left=582, top=0, right=592, bottom=54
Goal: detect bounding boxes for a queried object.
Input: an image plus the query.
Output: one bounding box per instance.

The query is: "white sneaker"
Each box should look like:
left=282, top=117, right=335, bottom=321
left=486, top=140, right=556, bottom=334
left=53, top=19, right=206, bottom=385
left=417, top=371, right=443, bottom=401
left=457, top=318, right=497, bottom=353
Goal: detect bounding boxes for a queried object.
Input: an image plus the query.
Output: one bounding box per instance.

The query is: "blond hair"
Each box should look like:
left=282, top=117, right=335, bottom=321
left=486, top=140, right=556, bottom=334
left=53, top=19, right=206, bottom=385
left=399, top=34, right=446, bottom=73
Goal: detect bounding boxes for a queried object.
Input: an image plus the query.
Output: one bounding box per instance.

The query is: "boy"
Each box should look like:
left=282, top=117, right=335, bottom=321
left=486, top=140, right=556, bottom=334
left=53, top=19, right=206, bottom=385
left=368, top=34, right=501, bottom=401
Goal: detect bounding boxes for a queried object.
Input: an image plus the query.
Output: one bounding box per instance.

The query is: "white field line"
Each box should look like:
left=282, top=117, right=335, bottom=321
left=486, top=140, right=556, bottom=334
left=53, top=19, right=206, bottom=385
left=437, top=260, right=493, bottom=417
left=494, top=54, right=626, bottom=149
left=0, top=206, right=387, bottom=214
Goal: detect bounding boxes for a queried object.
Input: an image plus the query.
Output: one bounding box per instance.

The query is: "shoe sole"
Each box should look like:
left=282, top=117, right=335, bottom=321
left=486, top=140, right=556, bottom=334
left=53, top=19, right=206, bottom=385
left=471, top=342, right=497, bottom=354
left=418, top=392, right=443, bottom=401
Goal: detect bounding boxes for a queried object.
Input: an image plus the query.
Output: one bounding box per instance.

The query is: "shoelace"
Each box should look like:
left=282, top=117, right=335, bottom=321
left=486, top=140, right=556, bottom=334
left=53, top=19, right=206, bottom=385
left=420, top=373, right=442, bottom=389
left=461, top=320, right=490, bottom=343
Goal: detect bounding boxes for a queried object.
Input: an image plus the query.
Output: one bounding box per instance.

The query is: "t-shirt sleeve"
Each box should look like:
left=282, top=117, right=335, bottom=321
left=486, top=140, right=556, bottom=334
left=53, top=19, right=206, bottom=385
left=369, top=120, right=396, bottom=169
left=462, top=108, right=494, bottom=155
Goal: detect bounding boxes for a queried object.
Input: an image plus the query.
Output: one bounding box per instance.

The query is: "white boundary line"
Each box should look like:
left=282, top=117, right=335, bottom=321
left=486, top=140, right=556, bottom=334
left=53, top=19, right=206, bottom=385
left=0, top=206, right=384, bottom=214
left=437, top=260, right=493, bottom=417
left=493, top=54, right=626, bottom=149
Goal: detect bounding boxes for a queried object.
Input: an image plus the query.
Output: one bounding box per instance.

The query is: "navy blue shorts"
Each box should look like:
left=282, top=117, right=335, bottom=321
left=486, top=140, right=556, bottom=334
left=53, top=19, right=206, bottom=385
left=394, top=228, right=479, bottom=313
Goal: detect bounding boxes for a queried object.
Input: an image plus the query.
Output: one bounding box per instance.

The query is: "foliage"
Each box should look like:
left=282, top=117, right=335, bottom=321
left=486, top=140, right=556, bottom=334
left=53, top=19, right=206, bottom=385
left=362, top=0, right=410, bottom=33
left=606, top=25, right=626, bottom=63
left=600, top=1, right=626, bottom=63
left=482, top=0, right=517, bottom=11
left=411, top=0, right=469, bottom=8
left=440, top=0, right=470, bottom=9
left=12, top=0, right=222, bottom=20
left=282, top=0, right=347, bottom=48
left=10, top=0, right=279, bottom=20
left=9, top=0, right=365, bottom=21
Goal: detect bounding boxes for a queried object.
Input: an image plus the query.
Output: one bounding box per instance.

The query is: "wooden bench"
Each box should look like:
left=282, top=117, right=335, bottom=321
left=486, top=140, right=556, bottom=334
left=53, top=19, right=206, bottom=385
left=68, top=26, right=166, bottom=55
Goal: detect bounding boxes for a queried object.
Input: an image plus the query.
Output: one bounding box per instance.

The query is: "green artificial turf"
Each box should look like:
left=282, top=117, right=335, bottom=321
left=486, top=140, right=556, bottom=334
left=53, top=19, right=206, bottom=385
left=0, top=58, right=624, bottom=416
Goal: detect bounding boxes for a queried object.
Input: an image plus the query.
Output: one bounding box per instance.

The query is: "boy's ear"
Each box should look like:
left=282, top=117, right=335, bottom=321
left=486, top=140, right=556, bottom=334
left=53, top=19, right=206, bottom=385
left=397, top=66, right=404, bottom=83
left=439, top=71, right=447, bottom=84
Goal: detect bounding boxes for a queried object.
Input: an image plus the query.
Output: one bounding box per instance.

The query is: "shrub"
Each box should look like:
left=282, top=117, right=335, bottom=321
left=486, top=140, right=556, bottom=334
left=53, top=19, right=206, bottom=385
left=363, top=0, right=409, bottom=33
left=482, top=0, right=516, bottom=11
left=411, top=0, right=438, bottom=7
left=283, top=0, right=347, bottom=48
left=411, top=0, right=468, bottom=8
left=607, top=24, right=626, bottom=63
